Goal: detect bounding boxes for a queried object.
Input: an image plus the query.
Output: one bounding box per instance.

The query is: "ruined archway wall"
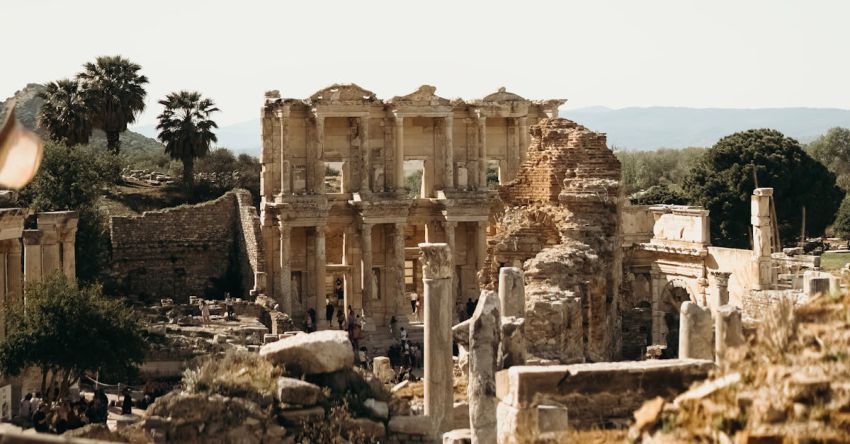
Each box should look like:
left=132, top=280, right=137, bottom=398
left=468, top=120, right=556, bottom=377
left=486, top=118, right=623, bottom=362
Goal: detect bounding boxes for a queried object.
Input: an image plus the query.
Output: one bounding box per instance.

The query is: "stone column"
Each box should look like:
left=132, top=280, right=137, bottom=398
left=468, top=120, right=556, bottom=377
left=498, top=267, right=525, bottom=318
left=477, top=116, right=487, bottom=189
left=419, top=243, right=453, bottom=436
left=279, top=107, right=291, bottom=195
left=361, top=223, right=374, bottom=311
left=445, top=222, right=457, bottom=303
left=359, top=115, right=371, bottom=195
left=443, top=116, right=454, bottom=189
left=314, top=116, right=325, bottom=194
left=468, top=290, right=499, bottom=444
left=6, top=240, right=22, bottom=307
left=715, top=305, right=744, bottom=365
left=0, top=250, right=6, bottom=339
left=751, top=188, right=774, bottom=290
left=314, top=225, right=326, bottom=311
left=60, top=223, right=78, bottom=282
left=22, top=231, right=42, bottom=286
left=517, top=116, right=528, bottom=165
left=393, top=222, right=406, bottom=316
left=41, top=236, right=61, bottom=276
left=678, top=301, right=713, bottom=360
left=394, top=115, right=405, bottom=192
left=707, top=271, right=731, bottom=315
left=279, top=219, right=292, bottom=314
left=475, top=221, right=488, bottom=273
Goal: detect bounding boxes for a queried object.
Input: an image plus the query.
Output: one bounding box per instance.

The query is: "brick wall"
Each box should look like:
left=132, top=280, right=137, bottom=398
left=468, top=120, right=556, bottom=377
left=110, top=189, right=265, bottom=302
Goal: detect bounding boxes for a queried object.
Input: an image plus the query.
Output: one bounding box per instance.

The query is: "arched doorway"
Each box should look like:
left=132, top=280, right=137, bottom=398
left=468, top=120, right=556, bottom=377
left=658, top=280, right=692, bottom=359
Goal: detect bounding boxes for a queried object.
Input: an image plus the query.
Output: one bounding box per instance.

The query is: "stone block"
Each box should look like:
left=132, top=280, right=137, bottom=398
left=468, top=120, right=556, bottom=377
left=276, top=377, right=324, bottom=406
left=278, top=406, right=325, bottom=425
left=679, top=301, right=713, bottom=360
left=443, top=428, right=472, bottom=444
left=388, top=415, right=433, bottom=436
left=260, top=330, right=354, bottom=374
left=373, top=356, right=395, bottom=384
left=363, top=398, right=389, bottom=420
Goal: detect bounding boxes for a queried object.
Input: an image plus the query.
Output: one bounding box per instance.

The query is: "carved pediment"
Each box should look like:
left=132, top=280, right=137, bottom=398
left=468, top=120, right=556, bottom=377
left=482, top=87, right=527, bottom=103
left=309, top=83, right=378, bottom=104
left=390, top=85, right=450, bottom=106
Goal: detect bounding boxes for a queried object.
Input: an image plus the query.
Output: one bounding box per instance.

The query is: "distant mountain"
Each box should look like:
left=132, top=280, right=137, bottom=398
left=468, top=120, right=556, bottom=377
left=563, top=106, right=850, bottom=150
left=150, top=106, right=850, bottom=155
left=1, top=84, right=164, bottom=155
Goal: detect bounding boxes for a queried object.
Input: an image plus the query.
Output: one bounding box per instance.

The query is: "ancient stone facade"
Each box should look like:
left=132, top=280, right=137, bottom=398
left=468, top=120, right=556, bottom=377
left=110, top=189, right=263, bottom=301
left=485, top=118, right=623, bottom=362
left=258, top=84, right=563, bottom=325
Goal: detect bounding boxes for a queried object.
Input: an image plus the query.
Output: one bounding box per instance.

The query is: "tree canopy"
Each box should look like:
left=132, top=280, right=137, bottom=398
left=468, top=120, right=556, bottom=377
left=156, top=90, right=219, bottom=190
left=807, top=127, right=850, bottom=190
left=683, top=129, right=844, bottom=248
left=77, top=55, right=148, bottom=153
left=0, top=274, right=146, bottom=402
left=36, top=79, right=94, bottom=146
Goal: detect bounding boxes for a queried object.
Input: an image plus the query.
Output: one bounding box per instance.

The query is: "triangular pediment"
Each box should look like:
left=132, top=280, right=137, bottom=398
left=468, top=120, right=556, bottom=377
left=309, top=83, right=378, bottom=103
left=390, top=85, right=450, bottom=106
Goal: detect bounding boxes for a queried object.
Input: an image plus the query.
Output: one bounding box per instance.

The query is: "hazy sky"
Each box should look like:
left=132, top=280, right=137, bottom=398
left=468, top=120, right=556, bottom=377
left=3, top=0, right=849, bottom=127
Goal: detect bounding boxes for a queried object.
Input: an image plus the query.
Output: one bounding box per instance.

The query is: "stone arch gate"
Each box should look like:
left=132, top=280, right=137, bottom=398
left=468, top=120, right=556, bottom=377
left=649, top=259, right=706, bottom=354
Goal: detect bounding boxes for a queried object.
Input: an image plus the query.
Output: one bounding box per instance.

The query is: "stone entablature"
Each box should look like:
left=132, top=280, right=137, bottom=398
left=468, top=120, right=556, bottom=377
left=259, top=85, right=562, bottom=325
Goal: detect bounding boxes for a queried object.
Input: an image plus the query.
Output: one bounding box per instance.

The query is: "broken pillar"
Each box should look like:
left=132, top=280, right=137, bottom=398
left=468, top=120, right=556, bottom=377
left=498, top=267, right=525, bottom=317
left=468, top=290, right=500, bottom=444
left=707, top=270, right=730, bottom=315
left=497, top=267, right=526, bottom=368
left=678, top=301, right=713, bottom=360
left=751, top=188, right=774, bottom=290
left=498, top=316, right=526, bottom=369
left=420, top=242, right=454, bottom=436
left=715, top=305, right=745, bottom=365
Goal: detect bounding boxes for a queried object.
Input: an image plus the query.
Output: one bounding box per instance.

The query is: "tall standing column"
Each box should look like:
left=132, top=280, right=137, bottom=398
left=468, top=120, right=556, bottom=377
left=517, top=116, right=528, bottom=165
left=314, top=116, right=325, bottom=194
left=443, top=116, right=454, bottom=189
left=498, top=267, right=525, bottom=318
left=61, top=222, right=77, bottom=283
left=475, top=221, right=488, bottom=273
left=477, top=116, right=487, bottom=189
left=394, top=115, right=405, bottom=192
left=279, top=107, right=291, bottom=195
left=314, top=225, right=326, bottom=312
left=0, top=249, right=7, bottom=340
left=419, top=243, right=453, bottom=435
left=6, top=240, right=22, bottom=307
left=393, top=222, right=406, bottom=317
left=359, top=115, right=371, bottom=195
left=22, top=231, right=42, bottom=286
left=279, top=219, right=292, bottom=314
left=361, top=223, right=373, bottom=310
left=445, top=221, right=457, bottom=303
left=707, top=271, right=731, bottom=315
left=752, top=188, right=774, bottom=290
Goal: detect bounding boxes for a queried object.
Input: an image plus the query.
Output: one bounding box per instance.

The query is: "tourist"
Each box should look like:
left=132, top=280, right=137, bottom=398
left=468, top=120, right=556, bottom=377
left=466, top=298, right=476, bottom=318
left=334, top=279, right=344, bottom=302
left=415, top=298, right=422, bottom=322
left=457, top=302, right=466, bottom=322
left=389, top=316, right=398, bottom=340
left=53, top=402, right=70, bottom=434
left=400, top=326, right=408, bottom=342
left=30, top=392, right=42, bottom=415
left=305, top=311, right=314, bottom=333
left=200, top=300, right=211, bottom=325
left=358, top=347, right=369, bottom=369
left=409, top=292, right=417, bottom=313
left=336, top=308, right=345, bottom=330
left=32, top=404, right=48, bottom=433
left=121, top=389, right=133, bottom=415
left=325, top=297, right=335, bottom=326
left=19, top=393, right=32, bottom=424
left=224, top=293, right=234, bottom=320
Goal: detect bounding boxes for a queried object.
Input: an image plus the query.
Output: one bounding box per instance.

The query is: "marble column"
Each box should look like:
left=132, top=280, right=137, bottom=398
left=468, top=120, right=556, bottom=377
left=468, top=290, right=499, bottom=444
left=279, top=219, right=292, bottom=314
left=315, top=117, right=325, bottom=194
left=314, top=225, right=326, bottom=312
left=361, top=223, right=373, bottom=309
left=61, top=225, right=77, bottom=283
left=679, top=301, right=713, bottom=360
left=443, top=116, right=454, bottom=189
left=359, top=115, right=371, bottom=195
left=445, top=222, right=457, bottom=303
left=517, top=116, right=528, bottom=165
left=498, top=267, right=526, bottom=369
left=475, top=221, right=488, bottom=273
left=394, top=115, right=405, bottom=192
left=751, top=188, right=774, bottom=290
left=6, top=240, right=22, bottom=307
left=419, top=243, right=453, bottom=435
left=22, top=231, right=42, bottom=285
left=477, top=116, right=487, bottom=189
left=279, top=107, right=291, bottom=195
left=707, top=271, right=731, bottom=315
left=393, top=222, right=406, bottom=316
left=41, top=234, right=61, bottom=277
left=498, top=267, right=525, bottom=318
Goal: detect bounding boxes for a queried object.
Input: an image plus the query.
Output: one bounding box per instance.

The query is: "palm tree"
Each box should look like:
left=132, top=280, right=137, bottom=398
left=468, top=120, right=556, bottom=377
left=156, top=91, right=219, bottom=190
left=77, top=55, right=148, bottom=154
left=37, top=79, right=93, bottom=146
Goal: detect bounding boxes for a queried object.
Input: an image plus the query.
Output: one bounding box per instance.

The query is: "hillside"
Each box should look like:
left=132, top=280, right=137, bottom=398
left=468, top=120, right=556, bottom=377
left=564, top=106, right=850, bottom=150
left=0, top=83, right=165, bottom=155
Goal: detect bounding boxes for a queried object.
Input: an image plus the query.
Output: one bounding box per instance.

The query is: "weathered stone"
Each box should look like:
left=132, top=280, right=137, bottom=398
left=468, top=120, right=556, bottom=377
left=363, top=398, right=389, bottom=419
left=278, top=406, right=325, bottom=425
left=372, top=356, right=394, bottom=384
left=498, top=316, right=526, bottom=369
left=678, top=301, right=713, bottom=360
left=343, top=417, right=386, bottom=439
left=468, top=290, right=500, bottom=444
left=276, top=377, right=324, bottom=406
left=498, top=267, right=525, bottom=318
left=260, top=330, right=354, bottom=374
left=388, top=415, right=434, bottom=436
left=443, top=428, right=472, bottom=444
left=715, top=305, right=745, bottom=364
left=420, top=242, right=454, bottom=436
left=453, top=401, right=470, bottom=430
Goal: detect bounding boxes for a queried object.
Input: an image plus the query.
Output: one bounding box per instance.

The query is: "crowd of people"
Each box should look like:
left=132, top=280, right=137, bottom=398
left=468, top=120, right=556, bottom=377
left=17, top=389, right=109, bottom=434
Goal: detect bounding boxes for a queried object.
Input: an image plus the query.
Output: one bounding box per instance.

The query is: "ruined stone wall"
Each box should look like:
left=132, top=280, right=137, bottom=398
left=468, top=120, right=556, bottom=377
left=110, top=190, right=265, bottom=302
left=486, top=118, right=623, bottom=362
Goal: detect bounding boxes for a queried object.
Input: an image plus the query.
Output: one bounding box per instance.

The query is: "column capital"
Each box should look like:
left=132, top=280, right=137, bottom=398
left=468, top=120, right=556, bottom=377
left=444, top=220, right=458, bottom=229
left=418, top=243, right=452, bottom=280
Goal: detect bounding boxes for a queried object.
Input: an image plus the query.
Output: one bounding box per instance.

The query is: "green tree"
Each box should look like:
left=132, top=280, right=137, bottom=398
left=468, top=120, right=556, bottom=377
left=683, top=129, right=844, bottom=248
left=629, top=184, right=690, bottom=205
left=156, top=91, right=219, bottom=190
left=18, top=142, right=120, bottom=283
left=77, top=55, right=148, bottom=153
left=832, top=196, right=850, bottom=239
left=36, top=79, right=94, bottom=146
left=194, top=148, right=261, bottom=205
left=0, top=274, right=146, bottom=403
left=807, top=127, right=850, bottom=190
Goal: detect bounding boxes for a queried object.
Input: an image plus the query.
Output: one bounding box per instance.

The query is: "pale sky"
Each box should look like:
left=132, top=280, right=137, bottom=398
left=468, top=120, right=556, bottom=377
left=2, top=0, right=849, bottom=127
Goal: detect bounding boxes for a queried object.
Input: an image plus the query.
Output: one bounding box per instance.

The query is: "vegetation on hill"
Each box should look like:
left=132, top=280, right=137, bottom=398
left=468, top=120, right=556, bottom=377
left=156, top=91, right=220, bottom=190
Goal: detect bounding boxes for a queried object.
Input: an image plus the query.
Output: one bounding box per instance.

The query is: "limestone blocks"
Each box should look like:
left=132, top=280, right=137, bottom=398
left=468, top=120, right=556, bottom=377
left=468, top=290, right=500, bottom=444
left=715, top=305, right=745, bottom=365
left=678, top=302, right=713, bottom=360
left=259, top=330, right=354, bottom=374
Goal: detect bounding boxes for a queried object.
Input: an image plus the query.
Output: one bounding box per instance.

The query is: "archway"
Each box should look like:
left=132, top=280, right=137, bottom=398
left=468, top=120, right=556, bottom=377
left=658, top=280, right=692, bottom=359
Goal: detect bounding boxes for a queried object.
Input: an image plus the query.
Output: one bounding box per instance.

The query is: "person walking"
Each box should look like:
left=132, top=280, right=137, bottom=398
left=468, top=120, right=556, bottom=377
left=200, top=300, right=211, bottom=325
left=224, top=293, right=234, bottom=320
left=466, top=298, right=476, bottom=318
left=409, top=292, right=417, bottom=313
left=325, top=297, right=335, bottom=327
left=336, top=308, right=345, bottom=330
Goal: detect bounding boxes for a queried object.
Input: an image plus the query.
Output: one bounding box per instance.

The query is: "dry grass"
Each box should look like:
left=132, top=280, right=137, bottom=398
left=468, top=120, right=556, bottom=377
left=634, top=291, right=850, bottom=442
left=183, top=349, right=281, bottom=407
